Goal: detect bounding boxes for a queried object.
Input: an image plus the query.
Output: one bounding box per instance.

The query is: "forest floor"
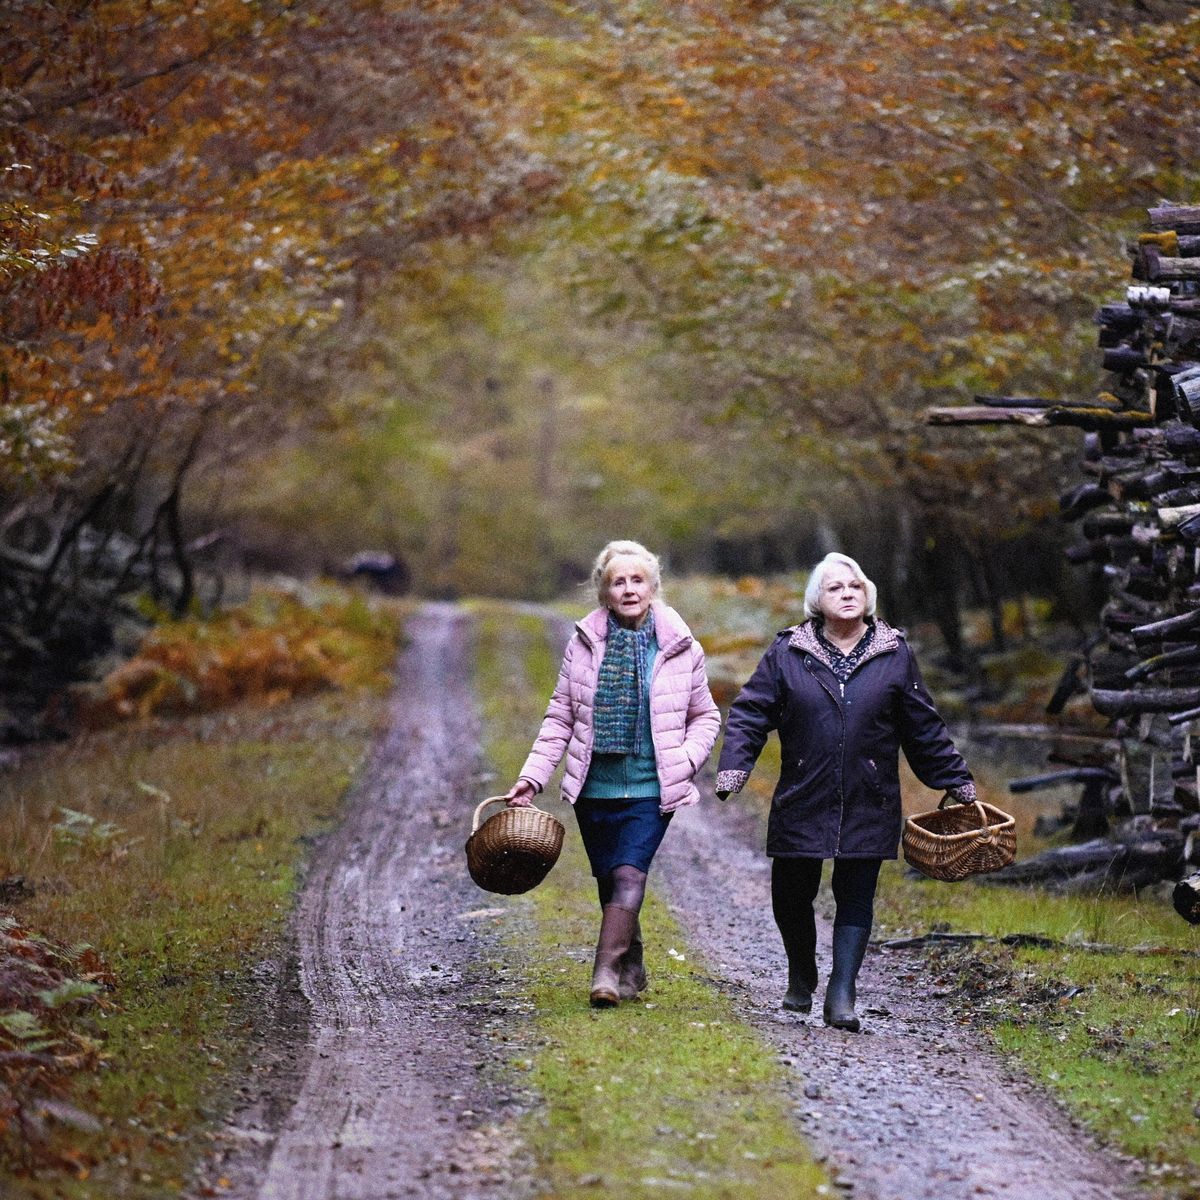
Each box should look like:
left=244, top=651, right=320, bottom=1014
left=202, top=602, right=1155, bottom=1200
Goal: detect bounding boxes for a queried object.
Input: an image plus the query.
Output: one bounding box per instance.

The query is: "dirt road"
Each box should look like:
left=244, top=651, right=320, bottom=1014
left=210, top=605, right=534, bottom=1200
left=655, top=774, right=1146, bottom=1200
left=209, top=604, right=1146, bottom=1200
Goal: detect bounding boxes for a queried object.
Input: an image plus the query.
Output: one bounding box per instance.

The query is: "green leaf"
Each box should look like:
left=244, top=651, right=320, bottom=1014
left=0, top=1010, right=51, bottom=1042
left=35, top=980, right=102, bottom=1009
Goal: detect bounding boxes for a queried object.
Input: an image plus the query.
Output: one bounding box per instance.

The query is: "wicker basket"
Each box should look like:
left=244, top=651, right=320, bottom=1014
left=903, top=796, right=1016, bottom=882
left=465, top=796, right=565, bottom=895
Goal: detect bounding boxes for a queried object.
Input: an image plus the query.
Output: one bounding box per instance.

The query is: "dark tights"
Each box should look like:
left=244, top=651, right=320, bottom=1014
left=596, top=863, right=648, bottom=913
left=772, top=856, right=882, bottom=935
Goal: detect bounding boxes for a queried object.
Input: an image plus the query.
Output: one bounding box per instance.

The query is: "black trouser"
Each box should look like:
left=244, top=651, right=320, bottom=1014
left=772, top=856, right=883, bottom=935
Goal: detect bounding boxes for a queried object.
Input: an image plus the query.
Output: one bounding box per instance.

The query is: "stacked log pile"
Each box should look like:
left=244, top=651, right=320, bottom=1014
left=928, top=203, right=1200, bottom=904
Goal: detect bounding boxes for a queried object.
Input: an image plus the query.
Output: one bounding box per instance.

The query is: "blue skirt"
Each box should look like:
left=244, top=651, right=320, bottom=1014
left=574, top=794, right=673, bottom=877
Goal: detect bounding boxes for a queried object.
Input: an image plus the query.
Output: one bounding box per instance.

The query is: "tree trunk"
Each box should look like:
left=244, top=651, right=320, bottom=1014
left=915, top=518, right=967, bottom=670
left=1091, top=686, right=1200, bottom=716
left=971, top=542, right=1007, bottom=651
left=926, top=405, right=1154, bottom=430
left=984, top=831, right=1183, bottom=892
left=1009, top=767, right=1117, bottom=840
left=1148, top=204, right=1200, bottom=234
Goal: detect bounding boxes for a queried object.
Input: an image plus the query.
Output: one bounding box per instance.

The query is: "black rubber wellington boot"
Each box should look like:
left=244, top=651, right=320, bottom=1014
left=822, top=924, right=870, bottom=1031
left=775, top=893, right=817, bottom=1012
left=781, top=930, right=817, bottom=1013
left=782, top=961, right=818, bottom=1013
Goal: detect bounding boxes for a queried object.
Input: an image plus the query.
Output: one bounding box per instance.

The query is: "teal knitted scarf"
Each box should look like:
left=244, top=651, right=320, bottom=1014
left=593, top=610, right=656, bottom=755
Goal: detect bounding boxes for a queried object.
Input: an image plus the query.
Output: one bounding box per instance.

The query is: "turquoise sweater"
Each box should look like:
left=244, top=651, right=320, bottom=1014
left=580, top=638, right=659, bottom=799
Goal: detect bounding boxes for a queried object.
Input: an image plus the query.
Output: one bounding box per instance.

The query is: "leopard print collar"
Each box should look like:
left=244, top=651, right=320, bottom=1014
left=788, top=618, right=901, bottom=677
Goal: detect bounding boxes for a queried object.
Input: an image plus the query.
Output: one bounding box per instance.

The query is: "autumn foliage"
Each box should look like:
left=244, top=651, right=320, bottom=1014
left=2, top=0, right=548, bottom=477
left=66, top=586, right=400, bottom=729
left=5, top=1, right=1200, bottom=679
left=507, top=1, right=1200, bottom=509
left=0, top=917, right=112, bottom=1174
left=208, top=1, right=1200, bottom=618
left=1, top=0, right=552, bottom=707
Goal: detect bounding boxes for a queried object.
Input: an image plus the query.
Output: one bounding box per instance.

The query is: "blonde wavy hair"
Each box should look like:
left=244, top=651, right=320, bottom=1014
left=590, top=540, right=663, bottom=606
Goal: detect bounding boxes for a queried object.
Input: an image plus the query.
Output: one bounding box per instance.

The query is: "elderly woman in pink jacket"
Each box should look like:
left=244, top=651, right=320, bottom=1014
left=504, top=540, right=720, bottom=1008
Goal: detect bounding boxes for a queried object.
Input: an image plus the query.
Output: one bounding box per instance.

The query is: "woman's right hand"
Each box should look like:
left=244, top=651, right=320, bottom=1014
left=502, top=780, right=536, bottom=807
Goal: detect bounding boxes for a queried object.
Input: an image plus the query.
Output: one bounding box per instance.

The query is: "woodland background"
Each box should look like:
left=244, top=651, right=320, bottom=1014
left=4, top=0, right=1200, bottom=728
left=5, top=4, right=1200, bottom=1190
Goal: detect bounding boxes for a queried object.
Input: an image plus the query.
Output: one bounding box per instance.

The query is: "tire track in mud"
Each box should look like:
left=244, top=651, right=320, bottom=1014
left=655, top=795, right=1147, bottom=1200
left=208, top=604, right=536, bottom=1200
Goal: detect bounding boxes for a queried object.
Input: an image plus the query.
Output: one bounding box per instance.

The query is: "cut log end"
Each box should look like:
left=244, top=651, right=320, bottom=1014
left=1172, top=870, right=1200, bottom=924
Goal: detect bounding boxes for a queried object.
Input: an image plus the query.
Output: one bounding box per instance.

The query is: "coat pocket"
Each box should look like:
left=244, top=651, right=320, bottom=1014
left=773, top=755, right=821, bottom=810
left=862, top=757, right=899, bottom=806
left=773, top=771, right=817, bottom=812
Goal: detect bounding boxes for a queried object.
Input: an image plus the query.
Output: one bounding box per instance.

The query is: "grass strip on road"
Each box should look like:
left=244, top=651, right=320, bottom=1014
left=472, top=601, right=829, bottom=1200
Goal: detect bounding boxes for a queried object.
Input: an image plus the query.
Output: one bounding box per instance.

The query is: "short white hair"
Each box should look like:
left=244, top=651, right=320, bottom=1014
left=803, top=552, right=877, bottom=620
left=591, top=540, right=662, bottom=604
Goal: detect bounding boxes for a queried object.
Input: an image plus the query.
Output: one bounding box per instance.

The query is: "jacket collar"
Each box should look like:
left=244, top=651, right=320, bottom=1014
left=789, top=618, right=901, bottom=676
left=576, top=600, right=693, bottom=656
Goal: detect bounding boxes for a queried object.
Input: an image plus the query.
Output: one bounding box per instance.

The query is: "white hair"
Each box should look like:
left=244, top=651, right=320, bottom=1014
left=803, top=552, right=877, bottom=619
left=590, top=540, right=662, bottom=604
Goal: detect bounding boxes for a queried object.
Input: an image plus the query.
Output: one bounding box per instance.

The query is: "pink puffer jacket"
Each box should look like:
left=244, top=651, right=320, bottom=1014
left=518, top=602, right=721, bottom=813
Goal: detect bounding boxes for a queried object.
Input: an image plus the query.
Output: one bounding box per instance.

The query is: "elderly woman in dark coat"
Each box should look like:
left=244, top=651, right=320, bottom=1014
left=716, top=552, right=976, bottom=1031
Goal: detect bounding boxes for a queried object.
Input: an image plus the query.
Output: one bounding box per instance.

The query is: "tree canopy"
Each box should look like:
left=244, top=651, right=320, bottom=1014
left=4, top=1, right=1200, bottom=682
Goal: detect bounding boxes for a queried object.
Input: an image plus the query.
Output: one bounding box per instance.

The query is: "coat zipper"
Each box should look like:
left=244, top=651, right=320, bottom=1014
left=645, top=633, right=689, bottom=777
left=808, top=662, right=847, bottom=856
left=801, top=638, right=897, bottom=853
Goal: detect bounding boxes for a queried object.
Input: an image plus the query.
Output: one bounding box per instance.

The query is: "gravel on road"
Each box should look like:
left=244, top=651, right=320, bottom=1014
left=655, top=791, right=1147, bottom=1200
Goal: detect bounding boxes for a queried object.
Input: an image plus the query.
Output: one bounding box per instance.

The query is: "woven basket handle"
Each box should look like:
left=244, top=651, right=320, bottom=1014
left=472, top=795, right=515, bottom=834
left=939, top=794, right=995, bottom=844
left=938, top=791, right=972, bottom=809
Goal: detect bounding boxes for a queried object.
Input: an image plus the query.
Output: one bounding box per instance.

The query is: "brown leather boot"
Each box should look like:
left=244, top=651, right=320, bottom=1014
left=618, top=917, right=648, bottom=1001
left=590, top=904, right=638, bottom=1007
